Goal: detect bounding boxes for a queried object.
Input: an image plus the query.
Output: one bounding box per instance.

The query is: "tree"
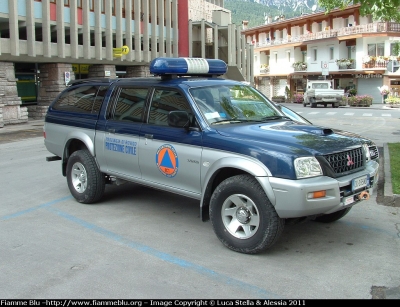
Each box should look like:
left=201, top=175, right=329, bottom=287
left=318, top=0, right=400, bottom=22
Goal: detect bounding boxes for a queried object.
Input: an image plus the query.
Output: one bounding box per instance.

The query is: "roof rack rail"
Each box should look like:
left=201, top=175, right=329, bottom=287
left=67, top=78, right=115, bottom=86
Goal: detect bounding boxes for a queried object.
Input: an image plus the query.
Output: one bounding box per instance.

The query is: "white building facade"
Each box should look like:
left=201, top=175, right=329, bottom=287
left=242, top=4, right=400, bottom=104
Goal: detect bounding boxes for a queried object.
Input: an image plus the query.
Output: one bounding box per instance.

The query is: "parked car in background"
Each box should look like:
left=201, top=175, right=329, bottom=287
left=303, top=80, right=344, bottom=108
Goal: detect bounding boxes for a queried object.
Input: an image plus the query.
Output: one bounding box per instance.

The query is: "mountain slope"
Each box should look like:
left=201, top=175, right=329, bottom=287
left=224, top=0, right=321, bottom=27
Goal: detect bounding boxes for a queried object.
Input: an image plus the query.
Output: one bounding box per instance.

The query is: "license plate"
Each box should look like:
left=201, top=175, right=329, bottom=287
left=352, top=174, right=369, bottom=191
left=344, top=196, right=355, bottom=206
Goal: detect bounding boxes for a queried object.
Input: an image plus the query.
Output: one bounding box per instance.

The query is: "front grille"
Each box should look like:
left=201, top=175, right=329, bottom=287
left=323, top=147, right=364, bottom=175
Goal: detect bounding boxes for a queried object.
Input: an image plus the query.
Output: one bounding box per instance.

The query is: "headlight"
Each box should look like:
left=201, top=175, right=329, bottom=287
left=363, top=143, right=371, bottom=161
left=294, top=157, right=323, bottom=179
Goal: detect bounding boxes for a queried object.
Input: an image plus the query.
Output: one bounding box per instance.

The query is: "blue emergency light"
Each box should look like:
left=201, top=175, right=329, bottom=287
left=149, top=57, right=227, bottom=76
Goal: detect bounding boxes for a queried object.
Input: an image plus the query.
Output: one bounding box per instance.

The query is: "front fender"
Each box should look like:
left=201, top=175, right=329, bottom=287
left=199, top=155, right=273, bottom=221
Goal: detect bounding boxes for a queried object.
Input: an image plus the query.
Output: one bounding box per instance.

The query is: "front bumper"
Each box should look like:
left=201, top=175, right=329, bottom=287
left=257, top=160, right=379, bottom=218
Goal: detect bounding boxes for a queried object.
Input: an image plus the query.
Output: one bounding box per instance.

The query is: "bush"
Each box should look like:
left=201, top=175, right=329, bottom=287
left=385, top=95, right=400, bottom=105
left=347, top=88, right=357, bottom=96
left=346, top=95, right=373, bottom=106
left=293, top=93, right=304, bottom=103
left=285, top=86, right=291, bottom=100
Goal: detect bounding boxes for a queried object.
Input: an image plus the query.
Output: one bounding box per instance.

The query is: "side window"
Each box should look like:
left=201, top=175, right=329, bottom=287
left=148, top=89, right=192, bottom=126
left=52, top=85, right=106, bottom=114
left=112, top=87, right=148, bottom=122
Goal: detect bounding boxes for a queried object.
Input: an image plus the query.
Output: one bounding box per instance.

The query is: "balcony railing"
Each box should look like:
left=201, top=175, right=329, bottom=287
left=255, top=22, right=400, bottom=48
left=362, top=60, right=388, bottom=69
left=293, top=66, right=307, bottom=71
left=337, top=62, right=355, bottom=70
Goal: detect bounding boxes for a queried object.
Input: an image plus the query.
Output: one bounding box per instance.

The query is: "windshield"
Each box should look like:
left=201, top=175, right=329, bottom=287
left=276, top=104, right=312, bottom=125
left=190, top=85, right=283, bottom=125
left=311, top=83, right=329, bottom=89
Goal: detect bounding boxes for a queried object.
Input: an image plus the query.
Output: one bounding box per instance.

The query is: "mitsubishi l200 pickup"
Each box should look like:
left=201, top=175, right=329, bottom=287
left=44, top=57, right=379, bottom=254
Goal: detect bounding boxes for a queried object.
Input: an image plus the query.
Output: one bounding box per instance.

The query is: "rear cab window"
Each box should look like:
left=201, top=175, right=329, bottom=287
left=52, top=85, right=109, bottom=115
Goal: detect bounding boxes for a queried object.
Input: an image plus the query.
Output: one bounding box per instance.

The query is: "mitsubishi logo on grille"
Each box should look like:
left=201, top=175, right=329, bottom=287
left=347, top=155, right=354, bottom=166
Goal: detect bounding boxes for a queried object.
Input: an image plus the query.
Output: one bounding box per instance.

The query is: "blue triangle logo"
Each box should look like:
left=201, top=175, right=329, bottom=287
left=160, top=150, right=173, bottom=168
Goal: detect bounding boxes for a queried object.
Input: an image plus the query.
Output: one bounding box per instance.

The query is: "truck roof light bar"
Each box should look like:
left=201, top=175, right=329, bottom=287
left=149, top=57, right=227, bottom=77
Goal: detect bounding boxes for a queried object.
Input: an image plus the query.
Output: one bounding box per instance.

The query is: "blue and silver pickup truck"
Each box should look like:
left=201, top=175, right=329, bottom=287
left=44, top=57, right=379, bottom=254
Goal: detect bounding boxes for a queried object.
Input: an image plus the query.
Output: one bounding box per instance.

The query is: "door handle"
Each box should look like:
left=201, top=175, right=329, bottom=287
left=144, top=134, right=153, bottom=139
left=108, top=128, right=116, bottom=133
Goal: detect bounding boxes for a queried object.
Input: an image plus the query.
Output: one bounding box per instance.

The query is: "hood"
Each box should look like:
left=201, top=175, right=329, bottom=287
left=213, top=121, right=365, bottom=155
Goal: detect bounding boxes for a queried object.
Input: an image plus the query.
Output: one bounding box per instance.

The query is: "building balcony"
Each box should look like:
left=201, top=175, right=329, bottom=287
left=292, top=61, right=307, bottom=71
left=260, top=66, right=270, bottom=74
left=255, top=22, right=400, bottom=48
left=336, top=60, right=355, bottom=70
left=293, top=66, right=307, bottom=71
left=362, top=61, right=388, bottom=69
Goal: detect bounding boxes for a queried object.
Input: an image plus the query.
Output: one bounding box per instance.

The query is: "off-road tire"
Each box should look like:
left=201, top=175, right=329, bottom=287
left=209, top=174, right=285, bottom=254
left=313, top=207, right=352, bottom=223
left=66, top=149, right=105, bottom=204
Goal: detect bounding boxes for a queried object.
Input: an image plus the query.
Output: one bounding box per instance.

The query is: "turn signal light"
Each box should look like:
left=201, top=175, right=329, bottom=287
left=308, top=190, right=326, bottom=199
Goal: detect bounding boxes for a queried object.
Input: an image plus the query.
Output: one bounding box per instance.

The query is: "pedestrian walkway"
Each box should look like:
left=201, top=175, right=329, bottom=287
left=0, top=119, right=44, bottom=134
left=301, top=111, right=395, bottom=117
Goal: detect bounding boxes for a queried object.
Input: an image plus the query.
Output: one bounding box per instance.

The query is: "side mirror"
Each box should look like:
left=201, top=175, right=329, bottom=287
left=168, top=111, right=190, bottom=128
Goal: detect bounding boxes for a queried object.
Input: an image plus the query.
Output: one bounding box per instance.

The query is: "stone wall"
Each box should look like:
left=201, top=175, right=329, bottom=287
left=27, top=63, right=75, bottom=119
left=126, top=65, right=151, bottom=77
left=0, top=62, right=28, bottom=127
left=88, top=65, right=116, bottom=78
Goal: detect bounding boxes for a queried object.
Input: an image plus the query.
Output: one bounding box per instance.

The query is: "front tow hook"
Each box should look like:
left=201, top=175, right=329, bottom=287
left=357, top=190, right=370, bottom=201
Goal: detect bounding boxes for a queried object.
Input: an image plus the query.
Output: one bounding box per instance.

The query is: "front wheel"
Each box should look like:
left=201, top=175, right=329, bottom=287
left=209, top=175, right=285, bottom=254
left=66, top=149, right=105, bottom=204
left=313, top=207, right=352, bottom=223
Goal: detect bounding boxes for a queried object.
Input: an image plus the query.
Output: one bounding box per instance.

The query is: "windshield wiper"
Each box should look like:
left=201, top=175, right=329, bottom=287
left=261, top=115, right=291, bottom=121
left=211, top=119, right=243, bottom=125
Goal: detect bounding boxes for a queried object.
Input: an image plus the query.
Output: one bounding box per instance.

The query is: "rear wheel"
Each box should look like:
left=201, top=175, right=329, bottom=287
left=310, top=98, right=317, bottom=108
left=66, top=149, right=105, bottom=204
left=210, top=175, right=285, bottom=254
left=313, top=207, right=352, bottom=223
